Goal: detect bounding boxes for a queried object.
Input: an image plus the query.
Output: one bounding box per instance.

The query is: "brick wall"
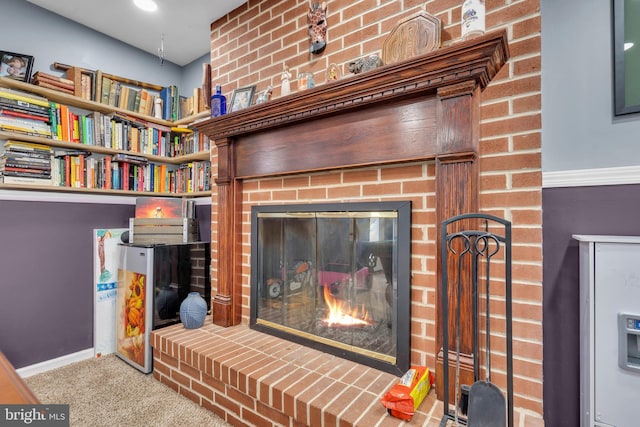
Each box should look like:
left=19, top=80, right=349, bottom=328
left=205, top=0, right=543, bottom=420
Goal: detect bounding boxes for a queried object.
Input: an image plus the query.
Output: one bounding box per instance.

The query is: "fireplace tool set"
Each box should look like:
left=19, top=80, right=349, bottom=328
left=439, top=213, right=514, bottom=427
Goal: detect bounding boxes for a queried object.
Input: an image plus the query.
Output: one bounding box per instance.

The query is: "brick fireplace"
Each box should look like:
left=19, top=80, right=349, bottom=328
left=151, top=32, right=512, bottom=425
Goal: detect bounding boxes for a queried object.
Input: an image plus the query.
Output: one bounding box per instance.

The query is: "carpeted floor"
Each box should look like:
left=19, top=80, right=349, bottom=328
left=24, top=355, right=231, bottom=427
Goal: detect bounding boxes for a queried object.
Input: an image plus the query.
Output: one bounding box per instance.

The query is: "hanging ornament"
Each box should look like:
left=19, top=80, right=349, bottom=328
left=308, top=2, right=328, bottom=54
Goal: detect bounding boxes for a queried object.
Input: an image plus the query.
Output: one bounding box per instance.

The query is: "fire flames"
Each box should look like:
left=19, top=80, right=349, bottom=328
left=323, top=285, right=372, bottom=326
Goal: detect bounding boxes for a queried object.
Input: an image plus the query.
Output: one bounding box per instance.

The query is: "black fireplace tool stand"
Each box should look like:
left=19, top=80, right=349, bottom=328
left=439, top=213, right=513, bottom=427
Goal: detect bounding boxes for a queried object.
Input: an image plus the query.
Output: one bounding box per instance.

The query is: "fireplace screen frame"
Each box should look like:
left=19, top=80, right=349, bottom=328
left=249, top=201, right=411, bottom=375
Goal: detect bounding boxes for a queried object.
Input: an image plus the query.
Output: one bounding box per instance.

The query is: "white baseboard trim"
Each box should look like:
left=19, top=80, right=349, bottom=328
left=543, top=165, right=640, bottom=188
left=0, top=190, right=212, bottom=205
left=16, top=348, right=94, bottom=378
left=0, top=190, right=135, bottom=204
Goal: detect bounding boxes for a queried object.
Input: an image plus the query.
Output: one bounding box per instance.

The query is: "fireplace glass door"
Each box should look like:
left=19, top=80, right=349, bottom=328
left=250, top=202, right=410, bottom=374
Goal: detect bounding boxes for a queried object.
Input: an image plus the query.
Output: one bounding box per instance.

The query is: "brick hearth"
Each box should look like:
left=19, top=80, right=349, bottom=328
left=151, top=321, right=443, bottom=426
left=152, top=322, right=544, bottom=426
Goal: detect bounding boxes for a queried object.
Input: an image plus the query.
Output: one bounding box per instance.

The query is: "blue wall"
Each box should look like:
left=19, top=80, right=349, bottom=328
left=2, top=0, right=207, bottom=96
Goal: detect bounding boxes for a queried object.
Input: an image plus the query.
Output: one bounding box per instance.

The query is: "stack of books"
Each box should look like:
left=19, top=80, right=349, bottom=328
left=0, top=87, right=52, bottom=138
left=0, top=140, right=53, bottom=185
left=32, top=71, right=75, bottom=95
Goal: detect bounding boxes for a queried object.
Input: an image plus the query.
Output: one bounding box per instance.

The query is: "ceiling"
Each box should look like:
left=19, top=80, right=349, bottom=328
left=24, top=0, right=248, bottom=67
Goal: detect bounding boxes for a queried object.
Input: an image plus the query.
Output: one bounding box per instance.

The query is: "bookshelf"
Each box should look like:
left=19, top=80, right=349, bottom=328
left=0, top=76, right=211, bottom=197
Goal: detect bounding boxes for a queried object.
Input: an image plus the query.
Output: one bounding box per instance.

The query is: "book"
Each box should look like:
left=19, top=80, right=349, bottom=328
left=159, top=87, right=170, bottom=120
left=0, top=156, right=51, bottom=170
left=1, top=153, right=51, bottom=163
left=0, top=108, right=50, bottom=122
left=0, top=87, right=50, bottom=107
left=108, top=81, right=118, bottom=106
left=138, top=90, right=149, bottom=115
left=2, top=166, right=51, bottom=177
left=0, top=174, right=53, bottom=185
left=101, top=76, right=112, bottom=105
left=1, top=166, right=51, bottom=176
left=4, top=140, right=52, bottom=154
left=32, top=71, right=74, bottom=85
left=113, top=82, right=122, bottom=107
left=52, top=148, right=92, bottom=158
left=118, top=85, right=128, bottom=110
left=32, top=80, right=75, bottom=95
left=0, top=115, right=51, bottom=128
left=132, top=89, right=141, bottom=112
left=81, top=73, right=91, bottom=100
left=171, top=85, right=179, bottom=121
left=94, top=69, right=103, bottom=103
left=0, top=118, right=51, bottom=136
left=0, top=97, right=50, bottom=115
left=0, top=124, right=51, bottom=137
left=112, top=153, right=148, bottom=165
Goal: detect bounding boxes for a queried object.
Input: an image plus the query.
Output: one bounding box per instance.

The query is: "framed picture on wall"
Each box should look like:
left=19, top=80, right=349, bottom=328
left=613, top=0, right=640, bottom=115
left=0, top=51, right=34, bottom=83
left=229, top=85, right=256, bottom=113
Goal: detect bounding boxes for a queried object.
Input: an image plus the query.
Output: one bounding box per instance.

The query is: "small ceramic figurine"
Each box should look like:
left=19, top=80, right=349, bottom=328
left=281, top=63, right=292, bottom=96
left=255, top=86, right=273, bottom=104
left=348, top=54, right=383, bottom=74
left=326, top=63, right=340, bottom=82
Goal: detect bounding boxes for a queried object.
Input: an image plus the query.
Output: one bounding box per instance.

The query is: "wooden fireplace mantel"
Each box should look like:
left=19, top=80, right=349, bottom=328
left=197, top=30, right=508, bottom=145
left=194, top=30, right=508, bottom=390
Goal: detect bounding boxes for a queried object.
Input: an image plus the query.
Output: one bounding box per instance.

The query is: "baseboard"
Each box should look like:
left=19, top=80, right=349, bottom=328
left=16, top=348, right=94, bottom=378
left=543, top=165, right=640, bottom=188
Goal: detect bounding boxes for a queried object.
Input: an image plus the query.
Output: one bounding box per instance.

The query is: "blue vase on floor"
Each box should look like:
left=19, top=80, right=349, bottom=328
left=180, top=292, right=207, bottom=329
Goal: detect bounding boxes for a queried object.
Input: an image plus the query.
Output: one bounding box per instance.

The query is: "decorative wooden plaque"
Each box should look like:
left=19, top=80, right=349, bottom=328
left=382, top=11, right=442, bottom=65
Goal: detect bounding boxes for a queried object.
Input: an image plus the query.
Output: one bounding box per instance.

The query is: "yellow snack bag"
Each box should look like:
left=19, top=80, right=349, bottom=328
left=380, top=366, right=434, bottom=421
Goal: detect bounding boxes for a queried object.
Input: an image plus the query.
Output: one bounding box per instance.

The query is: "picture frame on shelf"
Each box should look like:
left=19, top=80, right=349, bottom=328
left=229, top=85, right=256, bottom=112
left=0, top=51, right=34, bottom=83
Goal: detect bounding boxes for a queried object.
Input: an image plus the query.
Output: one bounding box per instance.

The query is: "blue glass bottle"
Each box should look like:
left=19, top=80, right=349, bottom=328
left=210, top=84, right=227, bottom=117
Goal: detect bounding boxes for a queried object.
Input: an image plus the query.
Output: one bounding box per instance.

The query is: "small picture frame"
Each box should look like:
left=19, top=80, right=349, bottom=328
left=0, top=51, right=34, bottom=83
left=229, top=85, right=256, bottom=112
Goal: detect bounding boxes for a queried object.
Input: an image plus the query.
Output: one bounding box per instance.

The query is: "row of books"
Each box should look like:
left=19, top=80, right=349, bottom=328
left=73, top=64, right=211, bottom=121
left=169, top=127, right=210, bottom=156
left=49, top=156, right=211, bottom=193
left=64, top=67, right=183, bottom=121
left=48, top=106, right=174, bottom=157
left=0, top=143, right=211, bottom=193
left=0, top=86, right=210, bottom=158
left=0, top=87, right=52, bottom=138
left=179, top=87, right=208, bottom=118
left=101, top=77, right=158, bottom=117
left=0, top=141, right=52, bottom=185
